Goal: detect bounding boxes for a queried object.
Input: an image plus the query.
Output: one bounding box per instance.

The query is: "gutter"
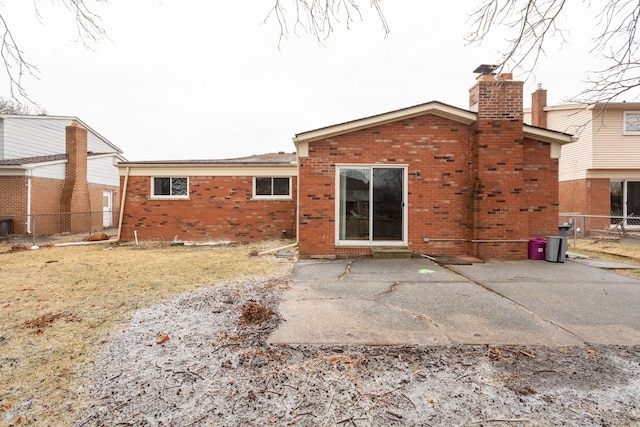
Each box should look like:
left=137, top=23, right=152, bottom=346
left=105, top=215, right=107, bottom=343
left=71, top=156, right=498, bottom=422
left=26, top=168, right=33, bottom=234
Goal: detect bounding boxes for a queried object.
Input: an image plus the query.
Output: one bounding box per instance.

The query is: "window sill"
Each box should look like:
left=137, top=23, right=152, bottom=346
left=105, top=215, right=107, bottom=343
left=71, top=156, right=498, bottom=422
left=251, top=196, right=293, bottom=201
left=149, top=196, right=190, bottom=201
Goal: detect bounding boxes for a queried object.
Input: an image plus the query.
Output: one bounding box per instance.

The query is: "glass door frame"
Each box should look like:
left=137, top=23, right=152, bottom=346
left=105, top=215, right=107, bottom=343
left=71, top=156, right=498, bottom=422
left=335, top=164, right=408, bottom=246
left=611, top=180, right=640, bottom=228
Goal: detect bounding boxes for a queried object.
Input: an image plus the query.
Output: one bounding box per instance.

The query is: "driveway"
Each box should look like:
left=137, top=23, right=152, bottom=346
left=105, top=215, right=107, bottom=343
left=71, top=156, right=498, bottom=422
left=269, top=257, right=640, bottom=346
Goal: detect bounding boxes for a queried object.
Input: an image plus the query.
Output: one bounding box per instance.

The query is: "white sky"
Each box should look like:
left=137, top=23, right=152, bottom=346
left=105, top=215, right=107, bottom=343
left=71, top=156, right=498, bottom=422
left=2, top=1, right=634, bottom=161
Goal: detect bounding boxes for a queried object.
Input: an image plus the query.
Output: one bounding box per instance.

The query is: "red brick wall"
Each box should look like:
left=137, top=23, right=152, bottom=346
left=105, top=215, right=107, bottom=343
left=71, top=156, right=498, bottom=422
left=0, top=176, right=66, bottom=235
left=1, top=175, right=119, bottom=236
left=531, top=87, right=547, bottom=128
left=120, top=175, right=297, bottom=242
left=298, top=115, right=473, bottom=257
left=88, top=184, right=120, bottom=230
left=61, top=123, right=91, bottom=233
left=559, top=178, right=610, bottom=216
left=31, top=177, right=65, bottom=235
left=298, top=79, right=561, bottom=259
left=524, top=138, right=560, bottom=236
left=0, top=176, right=28, bottom=234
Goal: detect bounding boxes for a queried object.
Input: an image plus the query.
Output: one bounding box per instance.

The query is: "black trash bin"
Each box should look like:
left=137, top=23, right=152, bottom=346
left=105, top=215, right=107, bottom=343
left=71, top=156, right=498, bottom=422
left=558, top=223, right=571, bottom=238
left=0, top=219, right=13, bottom=237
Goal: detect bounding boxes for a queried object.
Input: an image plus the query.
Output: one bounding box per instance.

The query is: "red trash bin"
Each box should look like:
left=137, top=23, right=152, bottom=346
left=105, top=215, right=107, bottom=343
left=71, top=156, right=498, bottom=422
left=528, top=238, right=546, bottom=260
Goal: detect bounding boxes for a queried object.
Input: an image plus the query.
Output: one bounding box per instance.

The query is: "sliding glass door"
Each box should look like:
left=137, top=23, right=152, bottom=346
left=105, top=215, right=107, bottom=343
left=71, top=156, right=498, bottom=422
left=337, top=166, right=406, bottom=244
left=611, top=180, right=640, bottom=227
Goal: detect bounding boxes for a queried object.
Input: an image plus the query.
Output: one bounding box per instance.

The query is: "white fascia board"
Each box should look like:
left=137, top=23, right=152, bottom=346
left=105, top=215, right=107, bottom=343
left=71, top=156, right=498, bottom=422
left=0, top=159, right=67, bottom=169
left=119, top=164, right=298, bottom=177
left=524, top=126, right=576, bottom=160
left=587, top=169, right=640, bottom=179
left=89, top=152, right=127, bottom=162
left=0, top=167, right=28, bottom=176
left=293, top=103, right=476, bottom=144
left=524, top=126, right=575, bottom=145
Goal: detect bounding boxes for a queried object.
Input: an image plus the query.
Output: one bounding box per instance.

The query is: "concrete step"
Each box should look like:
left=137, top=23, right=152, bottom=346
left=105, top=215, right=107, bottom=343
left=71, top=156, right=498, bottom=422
left=371, top=247, right=412, bottom=259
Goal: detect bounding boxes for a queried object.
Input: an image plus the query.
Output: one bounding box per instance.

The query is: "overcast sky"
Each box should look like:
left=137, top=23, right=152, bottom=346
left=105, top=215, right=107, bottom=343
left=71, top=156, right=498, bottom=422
left=2, top=1, right=632, bottom=161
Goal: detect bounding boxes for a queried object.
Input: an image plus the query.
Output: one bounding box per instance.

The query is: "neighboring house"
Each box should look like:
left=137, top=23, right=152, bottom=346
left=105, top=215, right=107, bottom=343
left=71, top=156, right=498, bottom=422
left=118, top=69, right=574, bottom=260
left=117, top=153, right=297, bottom=243
left=0, top=115, right=125, bottom=236
left=525, top=88, right=640, bottom=224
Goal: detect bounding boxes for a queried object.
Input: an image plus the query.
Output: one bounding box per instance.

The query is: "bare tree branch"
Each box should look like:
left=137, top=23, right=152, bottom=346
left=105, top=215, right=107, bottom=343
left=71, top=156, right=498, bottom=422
left=467, top=0, right=640, bottom=103
left=0, top=96, right=47, bottom=114
left=0, top=14, right=39, bottom=100
left=467, top=0, right=569, bottom=76
left=0, top=1, right=107, bottom=103
left=264, top=0, right=389, bottom=47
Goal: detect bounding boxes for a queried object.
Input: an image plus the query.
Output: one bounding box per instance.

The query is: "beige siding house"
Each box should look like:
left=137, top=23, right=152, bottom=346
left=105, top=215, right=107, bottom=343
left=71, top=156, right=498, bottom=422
left=525, top=88, right=640, bottom=226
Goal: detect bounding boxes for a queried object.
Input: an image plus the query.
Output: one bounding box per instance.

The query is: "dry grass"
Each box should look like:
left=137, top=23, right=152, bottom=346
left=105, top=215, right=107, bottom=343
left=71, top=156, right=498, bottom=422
left=0, top=239, right=295, bottom=426
left=1, top=235, right=639, bottom=425
left=568, top=239, right=640, bottom=278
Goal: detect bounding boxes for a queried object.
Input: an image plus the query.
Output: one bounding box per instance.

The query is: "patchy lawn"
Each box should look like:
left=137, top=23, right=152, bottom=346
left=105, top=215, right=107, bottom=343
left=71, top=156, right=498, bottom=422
left=568, top=239, right=640, bottom=279
left=1, top=237, right=639, bottom=426
left=0, top=240, right=294, bottom=426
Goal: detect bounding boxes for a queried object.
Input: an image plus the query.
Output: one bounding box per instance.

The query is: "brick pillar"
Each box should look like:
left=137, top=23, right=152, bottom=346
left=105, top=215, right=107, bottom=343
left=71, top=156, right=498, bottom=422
left=60, top=122, right=91, bottom=233
left=531, top=85, right=547, bottom=128
left=467, top=73, right=527, bottom=259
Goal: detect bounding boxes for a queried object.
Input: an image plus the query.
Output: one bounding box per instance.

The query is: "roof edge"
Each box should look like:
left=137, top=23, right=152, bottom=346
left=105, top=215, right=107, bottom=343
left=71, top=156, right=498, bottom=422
left=524, top=125, right=576, bottom=144
left=293, top=101, right=476, bottom=144
left=0, top=114, right=123, bottom=154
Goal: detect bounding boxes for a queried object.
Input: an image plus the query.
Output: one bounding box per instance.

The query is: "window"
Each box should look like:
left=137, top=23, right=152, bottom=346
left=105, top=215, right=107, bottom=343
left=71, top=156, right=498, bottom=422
left=152, top=177, right=188, bottom=198
left=336, top=166, right=406, bottom=244
left=623, top=112, right=640, bottom=134
left=253, top=177, right=291, bottom=199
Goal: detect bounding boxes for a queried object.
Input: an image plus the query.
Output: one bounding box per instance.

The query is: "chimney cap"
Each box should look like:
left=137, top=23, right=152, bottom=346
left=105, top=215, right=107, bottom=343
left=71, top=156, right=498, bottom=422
left=473, top=64, right=499, bottom=75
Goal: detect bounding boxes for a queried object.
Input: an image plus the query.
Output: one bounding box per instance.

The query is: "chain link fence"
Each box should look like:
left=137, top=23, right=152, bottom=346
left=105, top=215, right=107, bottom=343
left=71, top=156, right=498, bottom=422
left=0, top=210, right=118, bottom=244
left=559, top=214, right=640, bottom=245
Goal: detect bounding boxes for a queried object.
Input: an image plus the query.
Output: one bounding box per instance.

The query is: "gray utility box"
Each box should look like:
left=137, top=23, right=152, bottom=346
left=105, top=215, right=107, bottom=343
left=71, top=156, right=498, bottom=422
left=545, top=236, right=568, bottom=263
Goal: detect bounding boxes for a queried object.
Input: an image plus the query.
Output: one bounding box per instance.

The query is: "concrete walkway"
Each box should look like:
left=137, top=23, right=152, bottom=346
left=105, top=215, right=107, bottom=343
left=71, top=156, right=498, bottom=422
left=268, top=257, right=640, bottom=346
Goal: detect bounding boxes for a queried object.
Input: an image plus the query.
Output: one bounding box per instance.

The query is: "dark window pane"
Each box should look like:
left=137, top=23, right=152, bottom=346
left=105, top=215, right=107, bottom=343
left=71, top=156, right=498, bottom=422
left=628, top=181, right=640, bottom=225
left=172, top=177, right=188, bottom=195
left=339, top=168, right=370, bottom=240
left=273, top=178, right=290, bottom=195
left=154, top=177, right=171, bottom=195
left=611, top=181, right=623, bottom=224
left=256, top=178, right=272, bottom=195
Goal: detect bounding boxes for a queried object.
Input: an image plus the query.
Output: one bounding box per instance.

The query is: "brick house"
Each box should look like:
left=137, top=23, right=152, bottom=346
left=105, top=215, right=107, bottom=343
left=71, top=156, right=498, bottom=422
left=118, top=70, right=573, bottom=259
left=117, top=153, right=297, bottom=242
left=0, top=115, right=125, bottom=236
left=526, top=87, right=640, bottom=226
left=294, top=72, right=573, bottom=259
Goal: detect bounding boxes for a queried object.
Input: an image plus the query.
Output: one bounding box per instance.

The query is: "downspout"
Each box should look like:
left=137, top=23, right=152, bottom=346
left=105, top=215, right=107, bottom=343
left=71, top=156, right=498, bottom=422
left=116, top=166, right=130, bottom=242
left=295, top=157, right=300, bottom=247
left=26, top=168, right=33, bottom=234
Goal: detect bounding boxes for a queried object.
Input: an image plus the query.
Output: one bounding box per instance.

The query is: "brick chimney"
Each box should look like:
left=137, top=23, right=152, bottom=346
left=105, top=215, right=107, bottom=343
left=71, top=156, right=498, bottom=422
left=467, top=66, right=527, bottom=259
left=531, top=84, right=547, bottom=128
left=60, top=121, right=91, bottom=233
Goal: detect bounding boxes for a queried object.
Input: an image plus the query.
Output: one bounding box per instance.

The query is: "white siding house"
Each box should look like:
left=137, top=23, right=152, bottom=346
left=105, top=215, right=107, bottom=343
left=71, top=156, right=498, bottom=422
left=0, top=115, right=126, bottom=236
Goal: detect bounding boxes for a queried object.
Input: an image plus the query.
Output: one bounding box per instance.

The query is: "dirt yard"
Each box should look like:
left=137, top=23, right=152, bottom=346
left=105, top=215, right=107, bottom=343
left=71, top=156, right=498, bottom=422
left=1, top=238, right=640, bottom=426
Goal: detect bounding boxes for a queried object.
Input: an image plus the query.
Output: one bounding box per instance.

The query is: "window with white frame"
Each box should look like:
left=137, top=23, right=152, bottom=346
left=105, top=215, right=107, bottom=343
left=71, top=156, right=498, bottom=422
left=152, top=177, right=189, bottom=198
left=253, top=177, right=291, bottom=199
left=623, top=112, right=640, bottom=134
